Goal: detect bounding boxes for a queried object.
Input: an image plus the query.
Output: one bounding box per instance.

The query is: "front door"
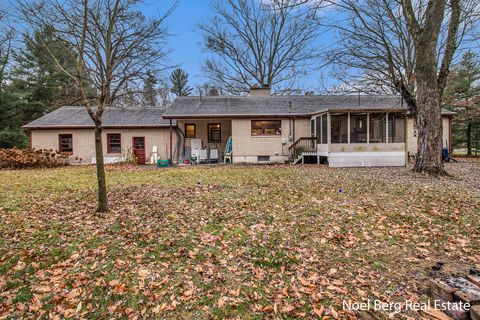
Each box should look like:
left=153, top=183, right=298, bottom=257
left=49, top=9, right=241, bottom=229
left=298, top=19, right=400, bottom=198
left=133, top=137, right=146, bottom=165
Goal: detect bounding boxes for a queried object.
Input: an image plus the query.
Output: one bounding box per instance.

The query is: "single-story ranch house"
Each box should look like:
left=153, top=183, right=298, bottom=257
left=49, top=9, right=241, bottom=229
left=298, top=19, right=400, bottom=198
left=23, top=88, right=454, bottom=167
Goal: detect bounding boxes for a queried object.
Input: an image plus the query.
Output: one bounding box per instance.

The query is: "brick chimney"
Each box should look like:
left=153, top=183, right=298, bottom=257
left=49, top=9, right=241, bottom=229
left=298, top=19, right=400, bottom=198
left=250, top=84, right=271, bottom=97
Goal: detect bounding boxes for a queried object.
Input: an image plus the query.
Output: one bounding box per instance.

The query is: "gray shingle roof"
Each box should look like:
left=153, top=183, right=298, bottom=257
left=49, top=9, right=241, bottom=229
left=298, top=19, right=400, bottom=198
left=23, top=106, right=176, bottom=129
left=164, top=95, right=408, bottom=118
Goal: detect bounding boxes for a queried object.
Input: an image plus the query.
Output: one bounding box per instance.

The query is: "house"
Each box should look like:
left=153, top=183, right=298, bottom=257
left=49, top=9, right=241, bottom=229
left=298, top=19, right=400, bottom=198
left=23, top=106, right=177, bottom=164
left=164, top=88, right=454, bottom=167
left=23, top=88, right=454, bottom=167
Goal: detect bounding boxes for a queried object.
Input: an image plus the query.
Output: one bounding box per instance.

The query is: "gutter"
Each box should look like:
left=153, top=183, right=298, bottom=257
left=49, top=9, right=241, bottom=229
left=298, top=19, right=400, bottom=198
left=22, top=125, right=178, bottom=130
left=163, top=108, right=411, bottom=120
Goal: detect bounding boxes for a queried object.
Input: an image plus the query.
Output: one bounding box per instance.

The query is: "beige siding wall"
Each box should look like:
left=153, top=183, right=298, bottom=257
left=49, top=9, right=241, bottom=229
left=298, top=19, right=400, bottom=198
left=177, top=119, right=232, bottom=155
left=30, top=128, right=175, bottom=163
left=407, top=116, right=451, bottom=154
left=231, top=118, right=310, bottom=162
left=31, top=129, right=95, bottom=162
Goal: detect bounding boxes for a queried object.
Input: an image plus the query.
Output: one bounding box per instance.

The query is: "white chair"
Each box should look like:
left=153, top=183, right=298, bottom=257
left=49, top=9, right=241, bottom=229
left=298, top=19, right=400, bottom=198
left=199, top=149, right=208, bottom=164
left=210, top=149, right=219, bottom=163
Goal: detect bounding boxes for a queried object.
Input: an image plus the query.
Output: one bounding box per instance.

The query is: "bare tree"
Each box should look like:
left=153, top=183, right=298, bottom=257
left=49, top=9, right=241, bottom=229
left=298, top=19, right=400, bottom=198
left=199, top=0, right=320, bottom=94
left=0, top=10, right=14, bottom=88
left=402, top=0, right=471, bottom=174
left=20, top=0, right=174, bottom=212
left=322, top=0, right=479, bottom=175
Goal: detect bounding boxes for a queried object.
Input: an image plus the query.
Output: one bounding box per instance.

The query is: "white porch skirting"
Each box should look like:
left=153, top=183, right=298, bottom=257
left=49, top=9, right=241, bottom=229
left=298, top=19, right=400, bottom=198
left=233, top=156, right=288, bottom=163
left=328, top=151, right=406, bottom=168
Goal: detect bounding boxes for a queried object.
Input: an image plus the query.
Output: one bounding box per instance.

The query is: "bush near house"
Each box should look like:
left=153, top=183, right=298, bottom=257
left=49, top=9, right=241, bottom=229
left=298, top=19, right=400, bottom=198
left=0, top=148, right=71, bottom=169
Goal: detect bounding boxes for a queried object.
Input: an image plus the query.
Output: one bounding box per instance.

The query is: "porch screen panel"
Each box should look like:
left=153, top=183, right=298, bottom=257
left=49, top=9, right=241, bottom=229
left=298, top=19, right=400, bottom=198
left=321, top=114, right=328, bottom=144
left=388, top=113, right=406, bottom=143
left=315, top=117, right=321, bottom=144
left=369, top=113, right=386, bottom=143
left=350, top=113, right=368, bottom=143
left=330, top=113, right=348, bottom=143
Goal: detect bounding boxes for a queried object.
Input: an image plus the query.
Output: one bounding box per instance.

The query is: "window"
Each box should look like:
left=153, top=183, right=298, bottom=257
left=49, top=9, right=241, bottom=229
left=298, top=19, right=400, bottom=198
left=59, top=134, right=73, bottom=153
left=107, top=134, right=121, bottom=153
left=185, top=124, right=196, bottom=138
left=388, top=112, right=406, bottom=143
left=251, top=120, right=282, bottom=136
left=331, top=113, right=348, bottom=143
left=258, top=156, right=270, bottom=162
left=208, top=123, right=222, bottom=143
left=321, top=114, right=328, bottom=144
left=310, top=119, right=315, bottom=137
left=369, top=113, right=387, bottom=143
left=350, top=113, right=368, bottom=143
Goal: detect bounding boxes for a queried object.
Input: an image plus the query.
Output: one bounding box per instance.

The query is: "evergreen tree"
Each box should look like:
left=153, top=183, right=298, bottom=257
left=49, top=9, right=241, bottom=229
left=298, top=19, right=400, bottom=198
left=445, top=51, right=480, bottom=155
left=10, top=28, right=79, bottom=122
left=0, top=28, right=89, bottom=148
left=143, top=71, right=158, bottom=106
left=170, top=68, right=192, bottom=96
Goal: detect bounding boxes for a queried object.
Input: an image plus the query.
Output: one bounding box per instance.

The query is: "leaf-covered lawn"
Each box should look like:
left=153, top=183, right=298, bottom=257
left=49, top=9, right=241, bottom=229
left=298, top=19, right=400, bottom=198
left=0, top=163, right=479, bottom=319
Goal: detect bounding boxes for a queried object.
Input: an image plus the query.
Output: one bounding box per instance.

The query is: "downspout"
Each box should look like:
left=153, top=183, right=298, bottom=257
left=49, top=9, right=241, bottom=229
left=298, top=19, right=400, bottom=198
left=404, top=114, right=408, bottom=167
left=169, top=119, right=173, bottom=164
left=293, top=116, right=296, bottom=143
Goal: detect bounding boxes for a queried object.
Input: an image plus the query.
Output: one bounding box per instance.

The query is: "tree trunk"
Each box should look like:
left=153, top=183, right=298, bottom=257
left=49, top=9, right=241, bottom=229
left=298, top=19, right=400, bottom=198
left=466, top=122, right=472, bottom=156
left=94, top=124, right=108, bottom=212
left=413, top=81, right=445, bottom=175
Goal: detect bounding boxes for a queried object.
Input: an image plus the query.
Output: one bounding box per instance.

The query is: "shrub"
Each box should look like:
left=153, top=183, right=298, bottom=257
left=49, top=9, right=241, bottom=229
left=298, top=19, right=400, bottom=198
left=0, top=129, right=28, bottom=149
left=0, top=148, right=71, bottom=169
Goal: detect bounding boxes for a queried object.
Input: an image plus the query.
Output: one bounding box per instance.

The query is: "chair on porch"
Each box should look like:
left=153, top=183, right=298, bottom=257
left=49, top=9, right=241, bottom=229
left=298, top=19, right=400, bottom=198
left=199, top=149, right=208, bottom=164
left=210, top=149, right=219, bottom=163
left=224, top=136, right=233, bottom=164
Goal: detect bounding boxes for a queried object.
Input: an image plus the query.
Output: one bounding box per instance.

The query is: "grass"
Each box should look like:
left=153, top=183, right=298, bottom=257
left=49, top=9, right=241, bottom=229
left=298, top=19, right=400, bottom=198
left=0, top=163, right=479, bottom=319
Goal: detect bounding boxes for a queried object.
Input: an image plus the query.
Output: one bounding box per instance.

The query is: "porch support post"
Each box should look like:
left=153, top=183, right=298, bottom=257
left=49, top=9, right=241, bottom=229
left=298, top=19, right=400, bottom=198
left=449, top=117, right=453, bottom=154
left=169, top=119, right=173, bottom=164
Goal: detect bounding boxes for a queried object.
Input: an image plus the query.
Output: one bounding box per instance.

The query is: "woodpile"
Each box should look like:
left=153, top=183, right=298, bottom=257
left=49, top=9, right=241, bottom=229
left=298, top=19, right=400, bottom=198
left=0, top=148, right=72, bottom=169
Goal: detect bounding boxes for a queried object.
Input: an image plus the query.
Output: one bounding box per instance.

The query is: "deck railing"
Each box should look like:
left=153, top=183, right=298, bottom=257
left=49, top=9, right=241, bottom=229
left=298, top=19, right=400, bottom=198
left=288, top=137, right=317, bottom=162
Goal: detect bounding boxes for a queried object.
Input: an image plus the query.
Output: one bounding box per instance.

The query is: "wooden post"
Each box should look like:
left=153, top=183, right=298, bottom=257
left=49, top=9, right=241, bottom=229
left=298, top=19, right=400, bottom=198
left=169, top=119, right=173, bottom=164
left=449, top=117, right=453, bottom=154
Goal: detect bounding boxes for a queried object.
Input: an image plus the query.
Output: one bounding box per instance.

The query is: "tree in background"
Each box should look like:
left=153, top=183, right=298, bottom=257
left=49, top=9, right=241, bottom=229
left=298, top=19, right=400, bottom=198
left=170, top=68, right=192, bottom=96
left=199, top=0, right=320, bottom=94
left=444, top=51, right=480, bottom=155
left=20, top=0, right=173, bottom=212
left=143, top=71, right=159, bottom=106
left=322, top=0, right=479, bottom=175
left=196, top=83, right=224, bottom=96
left=11, top=29, right=80, bottom=121
left=0, top=10, right=13, bottom=88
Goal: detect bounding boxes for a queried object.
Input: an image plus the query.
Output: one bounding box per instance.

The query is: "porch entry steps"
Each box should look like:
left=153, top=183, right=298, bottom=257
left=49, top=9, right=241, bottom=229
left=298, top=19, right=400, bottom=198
left=288, top=137, right=317, bottom=164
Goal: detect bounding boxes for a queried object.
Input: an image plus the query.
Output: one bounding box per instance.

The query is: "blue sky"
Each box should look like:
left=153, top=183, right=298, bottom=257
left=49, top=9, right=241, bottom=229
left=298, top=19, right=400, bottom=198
left=142, top=0, right=328, bottom=92
left=147, top=0, right=216, bottom=87
left=0, top=0, right=334, bottom=92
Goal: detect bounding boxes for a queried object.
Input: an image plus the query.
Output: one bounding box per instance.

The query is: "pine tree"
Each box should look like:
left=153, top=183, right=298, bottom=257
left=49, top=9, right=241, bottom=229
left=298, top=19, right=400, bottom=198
left=143, top=71, right=158, bottom=106
left=11, top=28, right=79, bottom=121
left=0, top=28, right=91, bottom=148
left=170, top=68, right=192, bottom=97
left=445, top=51, right=480, bottom=156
